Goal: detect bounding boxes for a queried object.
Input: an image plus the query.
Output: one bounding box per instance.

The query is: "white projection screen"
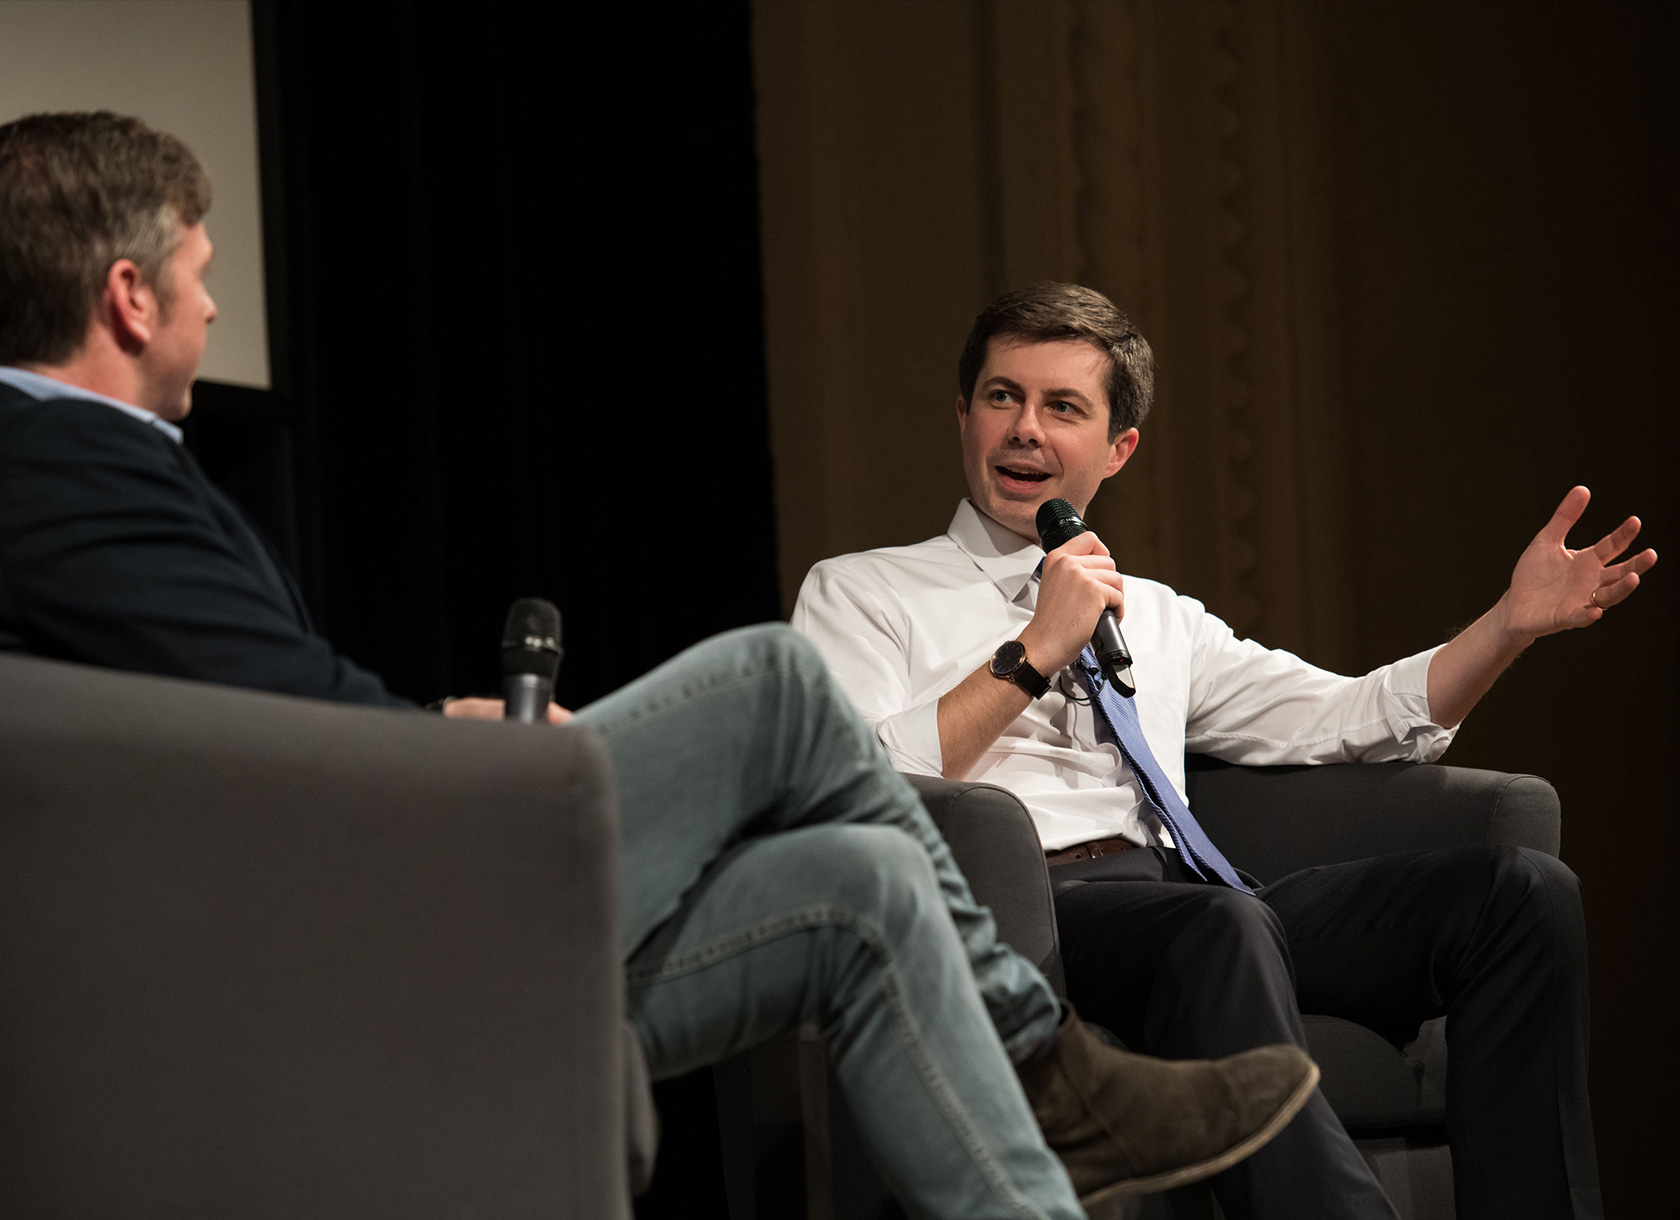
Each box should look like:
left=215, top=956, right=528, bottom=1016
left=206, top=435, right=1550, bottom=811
left=0, top=0, right=269, bottom=390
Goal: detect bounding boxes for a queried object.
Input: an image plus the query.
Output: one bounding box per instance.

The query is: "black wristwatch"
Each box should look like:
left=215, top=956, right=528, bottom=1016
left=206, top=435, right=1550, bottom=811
left=990, top=639, right=1050, bottom=699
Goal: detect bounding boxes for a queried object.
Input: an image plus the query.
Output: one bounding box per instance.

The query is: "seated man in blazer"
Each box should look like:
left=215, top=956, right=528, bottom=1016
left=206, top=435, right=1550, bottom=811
left=0, top=110, right=1320, bottom=1217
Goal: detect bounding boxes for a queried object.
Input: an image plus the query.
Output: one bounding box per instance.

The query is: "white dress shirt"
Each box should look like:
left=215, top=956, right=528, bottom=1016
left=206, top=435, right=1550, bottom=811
left=792, top=500, right=1456, bottom=852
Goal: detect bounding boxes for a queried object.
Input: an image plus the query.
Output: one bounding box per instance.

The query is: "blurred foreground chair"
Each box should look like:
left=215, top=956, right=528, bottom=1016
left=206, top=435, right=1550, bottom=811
left=716, top=759, right=1561, bottom=1220
left=0, top=653, right=655, bottom=1219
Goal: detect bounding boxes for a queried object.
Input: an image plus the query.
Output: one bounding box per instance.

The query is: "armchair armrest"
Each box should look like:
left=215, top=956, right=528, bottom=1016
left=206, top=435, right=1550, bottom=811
left=904, top=774, right=1064, bottom=995
left=0, top=653, right=635, bottom=1218
left=1183, top=757, right=1562, bottom=886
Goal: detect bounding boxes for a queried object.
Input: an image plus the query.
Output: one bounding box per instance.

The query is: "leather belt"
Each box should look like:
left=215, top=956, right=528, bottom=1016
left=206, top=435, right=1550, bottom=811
left=1045, top=835, right=1140, bottom=867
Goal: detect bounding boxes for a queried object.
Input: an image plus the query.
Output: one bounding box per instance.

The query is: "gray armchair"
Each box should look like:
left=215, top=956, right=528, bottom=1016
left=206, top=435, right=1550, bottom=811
left=0, top=653, right=653, bottom=1219
left=1168, top=756, right=1561, bottom=1220
left=718, top=760, right=1561, bottom=1220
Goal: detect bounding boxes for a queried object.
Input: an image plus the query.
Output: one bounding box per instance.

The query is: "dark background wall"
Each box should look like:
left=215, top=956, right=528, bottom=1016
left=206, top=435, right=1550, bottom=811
left=191, top=1, right=780, bottom=717
left=1325, top=4, right=1678, bottom=1212
left=184, top=1, right=1675, bottom=1216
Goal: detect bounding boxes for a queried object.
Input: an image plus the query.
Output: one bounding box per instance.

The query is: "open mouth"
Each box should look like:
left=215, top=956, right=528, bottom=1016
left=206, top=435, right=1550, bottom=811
left=995, top=464, right=1051, bottom=485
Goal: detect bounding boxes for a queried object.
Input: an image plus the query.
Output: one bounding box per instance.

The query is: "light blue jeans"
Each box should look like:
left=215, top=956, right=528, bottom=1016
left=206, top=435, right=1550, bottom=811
left=574, top=624, right=1080, bottom=1220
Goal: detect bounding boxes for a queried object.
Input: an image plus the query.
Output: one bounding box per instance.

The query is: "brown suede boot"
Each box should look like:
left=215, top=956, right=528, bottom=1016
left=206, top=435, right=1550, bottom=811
left=1015, top=1010, right=1319, bottom=1205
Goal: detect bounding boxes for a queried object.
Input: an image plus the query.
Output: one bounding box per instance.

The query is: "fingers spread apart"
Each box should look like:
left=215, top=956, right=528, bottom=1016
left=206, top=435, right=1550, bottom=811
left=1592, top=515, right=1646, bottom=563
left=1591, top=564, right=1653, bottom=612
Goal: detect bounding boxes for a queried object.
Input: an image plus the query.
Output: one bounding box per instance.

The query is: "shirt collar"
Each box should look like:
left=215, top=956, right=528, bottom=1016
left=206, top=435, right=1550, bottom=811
left=0, top=366, right=184, bottom=443
left=946, top=499, right=1043, bottom=604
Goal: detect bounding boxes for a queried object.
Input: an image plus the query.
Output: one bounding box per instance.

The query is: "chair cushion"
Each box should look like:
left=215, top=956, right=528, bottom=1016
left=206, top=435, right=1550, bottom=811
left=1306, top=1014, right=1449, bottom=1131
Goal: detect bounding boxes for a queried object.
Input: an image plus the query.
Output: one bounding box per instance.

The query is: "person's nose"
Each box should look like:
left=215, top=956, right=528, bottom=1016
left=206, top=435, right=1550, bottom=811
left=205, top=293, right=218, bottom=324
left=1007, top=402, right=1045, bottom=447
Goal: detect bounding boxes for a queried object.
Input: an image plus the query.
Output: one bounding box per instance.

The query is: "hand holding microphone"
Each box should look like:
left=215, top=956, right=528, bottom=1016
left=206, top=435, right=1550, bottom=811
left=1033, top=499, right=1136, bottom=697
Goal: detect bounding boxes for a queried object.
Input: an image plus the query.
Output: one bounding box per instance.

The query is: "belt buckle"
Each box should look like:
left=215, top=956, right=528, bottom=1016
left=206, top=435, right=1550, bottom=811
left=1048, top=841, right=1102, bottom=867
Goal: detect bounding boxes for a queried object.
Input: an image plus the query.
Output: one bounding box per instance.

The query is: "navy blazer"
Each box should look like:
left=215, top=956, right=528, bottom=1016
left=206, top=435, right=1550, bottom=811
left=0, top=381, right=408, bottom=707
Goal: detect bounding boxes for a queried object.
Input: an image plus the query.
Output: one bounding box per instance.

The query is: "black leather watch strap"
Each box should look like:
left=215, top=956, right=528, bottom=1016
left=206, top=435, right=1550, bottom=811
left=990, top=639, right=1050, bottom=699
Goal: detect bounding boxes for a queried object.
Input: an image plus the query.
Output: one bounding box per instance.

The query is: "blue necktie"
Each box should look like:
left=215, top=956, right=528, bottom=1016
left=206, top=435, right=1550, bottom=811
left=1073, top=648, right=1253, bottom=893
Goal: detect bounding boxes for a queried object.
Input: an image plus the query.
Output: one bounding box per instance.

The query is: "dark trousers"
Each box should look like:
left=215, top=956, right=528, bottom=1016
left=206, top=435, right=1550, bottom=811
left=1052, top=844, right=1599, bottom=1220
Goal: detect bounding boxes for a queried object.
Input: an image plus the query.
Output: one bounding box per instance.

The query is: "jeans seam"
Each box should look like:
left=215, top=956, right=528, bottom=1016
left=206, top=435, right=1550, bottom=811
left=587, top=664, right=764, bottom=736
left=627, top=903, right=1046, bottom=1220
left=626, top=904, right=852, bottom=986
left=583, top=626, right=812, bottom=739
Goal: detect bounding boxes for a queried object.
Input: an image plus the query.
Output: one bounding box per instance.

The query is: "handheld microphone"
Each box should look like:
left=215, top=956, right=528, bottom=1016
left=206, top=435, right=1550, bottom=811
left=1035, top=498, right=1137, bottom=698
left=500, top=598, right=563, bottom=724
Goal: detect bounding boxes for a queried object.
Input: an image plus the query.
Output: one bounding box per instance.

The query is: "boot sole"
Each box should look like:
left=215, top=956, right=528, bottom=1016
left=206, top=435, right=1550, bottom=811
left=1077, top=1059, right=1321, bottom=1205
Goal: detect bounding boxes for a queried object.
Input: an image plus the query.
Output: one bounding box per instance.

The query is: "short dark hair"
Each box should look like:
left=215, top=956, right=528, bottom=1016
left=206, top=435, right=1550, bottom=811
left=957, top=282, right=1154, bottom=440
left=0, top=111, right=211, bottom=366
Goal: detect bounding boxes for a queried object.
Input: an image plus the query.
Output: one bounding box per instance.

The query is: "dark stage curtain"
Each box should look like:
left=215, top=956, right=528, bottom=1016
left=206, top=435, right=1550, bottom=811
left=193, top=0, right=780, bottom=715
left=187, top=6, right=774, bottom=1217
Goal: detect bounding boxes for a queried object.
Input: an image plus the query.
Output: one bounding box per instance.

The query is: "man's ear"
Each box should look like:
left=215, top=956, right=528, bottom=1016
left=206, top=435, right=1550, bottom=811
left=102, top=258, right=157, bottom=353
left=1104, top=428, right=1141, bottom=479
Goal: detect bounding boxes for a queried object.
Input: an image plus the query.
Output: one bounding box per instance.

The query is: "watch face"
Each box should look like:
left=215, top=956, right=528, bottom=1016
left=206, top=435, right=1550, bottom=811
left=991, top=639, right=1026, bottom=677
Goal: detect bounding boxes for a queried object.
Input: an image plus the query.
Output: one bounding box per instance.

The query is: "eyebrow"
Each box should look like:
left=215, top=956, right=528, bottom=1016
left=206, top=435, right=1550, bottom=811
left=980, top=375, right=1094, bottom=409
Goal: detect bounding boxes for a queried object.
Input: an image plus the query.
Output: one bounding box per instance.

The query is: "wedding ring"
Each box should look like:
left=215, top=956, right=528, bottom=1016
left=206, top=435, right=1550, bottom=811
left=1590, top=589, right=1601, bottom=609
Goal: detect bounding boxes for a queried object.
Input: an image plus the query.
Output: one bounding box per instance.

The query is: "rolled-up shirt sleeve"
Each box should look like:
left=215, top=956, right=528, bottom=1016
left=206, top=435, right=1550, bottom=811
left=1183, top=594, right=1455, bottom=765
left=792, top=560, right=945, bottom=776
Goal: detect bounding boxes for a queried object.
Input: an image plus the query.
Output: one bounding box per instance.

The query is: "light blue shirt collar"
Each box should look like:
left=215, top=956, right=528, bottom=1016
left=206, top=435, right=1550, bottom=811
left=0, top=366, right=184, bottom=444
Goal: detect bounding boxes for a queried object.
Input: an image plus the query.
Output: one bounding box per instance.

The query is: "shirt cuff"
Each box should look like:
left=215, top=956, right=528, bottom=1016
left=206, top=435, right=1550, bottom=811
left=1389, top=646, right=1436, bottom=709
left=1386, top=644, right=1458, bottom=759
left=872, top=699, right=944, bottom=777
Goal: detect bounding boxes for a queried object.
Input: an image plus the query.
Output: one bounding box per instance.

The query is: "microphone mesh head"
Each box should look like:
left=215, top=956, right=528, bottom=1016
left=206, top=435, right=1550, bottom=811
left=500, top=597, right=562, bottom=679
left=1035, top=498, right=1088, bottom=551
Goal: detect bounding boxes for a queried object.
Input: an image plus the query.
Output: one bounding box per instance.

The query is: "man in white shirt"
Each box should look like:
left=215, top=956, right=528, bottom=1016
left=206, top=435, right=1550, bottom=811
left=794, top=282, right=1655, bottom=1220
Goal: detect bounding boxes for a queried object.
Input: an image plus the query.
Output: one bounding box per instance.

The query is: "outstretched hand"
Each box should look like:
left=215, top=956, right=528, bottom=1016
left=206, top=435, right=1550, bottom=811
left=1427, top=485, right=1654, bottom=729
left=1501, top=486, right=1657, bottom=642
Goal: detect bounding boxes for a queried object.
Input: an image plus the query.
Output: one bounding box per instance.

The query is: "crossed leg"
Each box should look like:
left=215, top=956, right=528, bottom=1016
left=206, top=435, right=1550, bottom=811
left=575, top=624, right=1078, bottom=1218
